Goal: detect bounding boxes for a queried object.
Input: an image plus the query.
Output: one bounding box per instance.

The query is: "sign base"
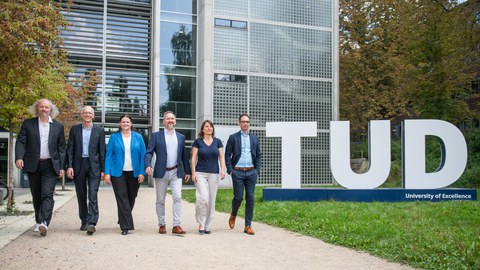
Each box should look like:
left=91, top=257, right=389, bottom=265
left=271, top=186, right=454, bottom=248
left=263, top=188, right=477, bottom=202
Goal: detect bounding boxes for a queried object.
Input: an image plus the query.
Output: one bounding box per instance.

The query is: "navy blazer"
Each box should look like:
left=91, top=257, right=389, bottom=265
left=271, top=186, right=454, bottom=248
left=66, top=124, right=106, bottom=177
left=144, top=130, right=191, bottom=178
left=15, top=117, right=66, bottom=175
left=105, top=131, right=146, bottom=178
left=225, top=131, right=262, bottom=175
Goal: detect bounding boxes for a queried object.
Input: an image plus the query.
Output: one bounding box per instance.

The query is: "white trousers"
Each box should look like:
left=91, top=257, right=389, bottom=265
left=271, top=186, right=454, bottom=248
left=194, top=172, right=219, bottom=230
left=154, top=168, right=182, bottom=227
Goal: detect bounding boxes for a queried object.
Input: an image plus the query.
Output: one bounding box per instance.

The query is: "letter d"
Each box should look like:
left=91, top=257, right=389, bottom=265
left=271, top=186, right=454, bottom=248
left=402, top=120, right=467, bottom=189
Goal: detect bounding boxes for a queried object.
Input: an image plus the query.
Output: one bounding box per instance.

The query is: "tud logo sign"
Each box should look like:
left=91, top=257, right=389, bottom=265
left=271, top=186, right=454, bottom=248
left=264, top=119, right=476, bottom=202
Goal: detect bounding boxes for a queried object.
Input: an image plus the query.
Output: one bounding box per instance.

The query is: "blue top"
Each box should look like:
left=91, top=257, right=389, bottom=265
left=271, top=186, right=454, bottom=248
left=105, top=131, right=146, bottom=177
left=193, top=138, right=223, bottom=174
left=236, top=131, right=253, bottom=168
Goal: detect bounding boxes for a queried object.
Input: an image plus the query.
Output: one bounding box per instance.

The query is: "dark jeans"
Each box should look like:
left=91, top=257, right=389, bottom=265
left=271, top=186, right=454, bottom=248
left=231, top=169, right=258, bottom=226
left=28, top=159, right=58, bottom=225
left=111, top=171, right=140, bottom=230
left=74, top=158, right=100, bottom=226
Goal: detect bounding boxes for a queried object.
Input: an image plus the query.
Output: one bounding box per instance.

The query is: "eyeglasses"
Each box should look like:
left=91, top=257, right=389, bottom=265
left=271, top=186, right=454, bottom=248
left=240, top=121, right=250, bottom=124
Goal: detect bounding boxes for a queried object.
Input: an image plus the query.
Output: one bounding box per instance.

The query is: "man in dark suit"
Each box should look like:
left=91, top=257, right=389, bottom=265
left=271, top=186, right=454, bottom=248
left=145, top=111, right=191, bottom=235
left=15, top=98, right=66, bottom=236
left=66, top=106, right=105, bottom=235
left=225, top=113, right=262, bottom=235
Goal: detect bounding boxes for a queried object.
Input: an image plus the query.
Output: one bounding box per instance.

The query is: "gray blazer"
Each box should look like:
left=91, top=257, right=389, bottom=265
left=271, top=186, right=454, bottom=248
left=66, top=123, right=106, bottom=177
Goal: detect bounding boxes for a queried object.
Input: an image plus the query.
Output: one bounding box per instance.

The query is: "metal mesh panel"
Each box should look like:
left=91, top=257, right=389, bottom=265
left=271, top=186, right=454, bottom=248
left=214, top=27, right=248, bottom=71
left=254, top=130, right=282, bottom=185
left=249, top=77, right=332, bottom=130
left=214, top=0, right=248, bottom=18
left=251, top=0, right=332, bottom=28
left=213, top=81, right=248, bottom=125
left=250, top=23, right=332, bottom=78
left=302, top=133, right=333, bottom=184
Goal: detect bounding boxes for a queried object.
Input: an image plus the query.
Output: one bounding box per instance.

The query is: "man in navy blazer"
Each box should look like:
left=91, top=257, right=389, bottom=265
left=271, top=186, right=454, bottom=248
left=66, top=106, right=105, bottom=235
left=225, top=113, right=262, bottom=235
left=145, top=111, right=191, bottom=234
left=15, top=99, right=66, bottom=236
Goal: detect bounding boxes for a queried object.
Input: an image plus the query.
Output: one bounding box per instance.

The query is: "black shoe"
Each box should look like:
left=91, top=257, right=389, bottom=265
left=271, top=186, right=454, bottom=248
left=80, top=224, right=88, bottom=231
left=204, top=230, right=211, bottom=234
left=121, top=230, right=128, bottom=235
left=198, top=229, right=205, bottom=234
left=87, top=225, right=96, bottom=235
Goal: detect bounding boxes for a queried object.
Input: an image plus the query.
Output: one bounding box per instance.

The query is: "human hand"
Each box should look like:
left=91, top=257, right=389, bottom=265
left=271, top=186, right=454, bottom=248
left=59, top=170, right=65, bottom=178
left=138, top=174, right=145, bottom=184
left=67, top=168, right=74, bottom=179
left=146, top=167, right=153, bottom=176
left=220, top=171, right=226, bottom=180
left=15, top=159, right=24, bottom=170
left=104, top=174, right=111, bottom=184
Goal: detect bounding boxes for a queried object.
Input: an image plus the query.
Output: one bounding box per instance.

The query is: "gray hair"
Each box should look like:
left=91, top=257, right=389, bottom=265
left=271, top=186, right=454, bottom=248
left=28, top=98, right=59, bottom=119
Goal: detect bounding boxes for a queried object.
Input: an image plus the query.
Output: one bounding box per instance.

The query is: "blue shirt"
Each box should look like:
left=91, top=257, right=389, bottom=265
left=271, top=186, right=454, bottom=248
left=82, top=124, right=92, bottom=157
left=235, top=132, right=254, bottom=168
left=193, top=138, right=223, bottom=173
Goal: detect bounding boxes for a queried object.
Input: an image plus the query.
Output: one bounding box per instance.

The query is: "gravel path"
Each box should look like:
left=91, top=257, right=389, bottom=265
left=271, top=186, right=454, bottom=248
left=0, top=188, right=416, bottom=269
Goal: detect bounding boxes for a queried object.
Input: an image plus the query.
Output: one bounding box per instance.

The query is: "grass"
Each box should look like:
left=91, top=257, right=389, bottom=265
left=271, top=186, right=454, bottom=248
left=182, top=187, right=480, bottom=270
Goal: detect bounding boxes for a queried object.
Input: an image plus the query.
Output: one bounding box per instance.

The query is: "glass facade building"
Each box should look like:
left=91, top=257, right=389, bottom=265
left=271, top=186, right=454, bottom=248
left=57, top=0, right=339, bottom=186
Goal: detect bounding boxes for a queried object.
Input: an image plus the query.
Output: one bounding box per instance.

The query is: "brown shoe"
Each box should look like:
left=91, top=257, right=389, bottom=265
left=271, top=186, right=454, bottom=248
left=244, top=226, right=255, bottom=235
left=229, top=215, right=236, bottom=229
left=172, top=226, right=186, bottom=234
left=158, top=225, right=166, bottom=234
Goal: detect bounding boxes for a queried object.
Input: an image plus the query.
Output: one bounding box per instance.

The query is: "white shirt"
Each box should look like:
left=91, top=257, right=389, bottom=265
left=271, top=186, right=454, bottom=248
left=38, top=117, right=53, bottom=159
left=164, top=129, right=178, bottom=167
left=122, top=135, right=133, bottom=171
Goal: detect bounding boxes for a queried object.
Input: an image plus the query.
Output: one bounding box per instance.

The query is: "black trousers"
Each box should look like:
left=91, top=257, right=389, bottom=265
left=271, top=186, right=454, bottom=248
left=111, top=171, right=140, bottom=230
left=74, top=158, right=101, bottom=226
left=28, top=159, right=58, bottom=225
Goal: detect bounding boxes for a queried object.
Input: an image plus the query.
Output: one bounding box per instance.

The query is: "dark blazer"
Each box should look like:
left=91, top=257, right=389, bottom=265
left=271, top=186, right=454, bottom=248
left=66, top=123, right=106, bottom=177
left=145, top=130, right=191, bottom=178
left=15, top=117, right=66, bottom=175
left=225, top=131, right=262, bottom=175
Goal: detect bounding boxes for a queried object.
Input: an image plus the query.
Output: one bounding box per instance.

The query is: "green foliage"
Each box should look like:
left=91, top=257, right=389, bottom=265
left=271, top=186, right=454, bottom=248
left=451, top=130, right=480, bottom=188
left=183, top=188, right=480, bottom=270
left=340, top=0, right=480, bottom=130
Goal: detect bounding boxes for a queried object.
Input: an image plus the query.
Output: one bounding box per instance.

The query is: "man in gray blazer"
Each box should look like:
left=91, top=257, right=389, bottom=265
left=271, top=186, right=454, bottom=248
left=225, top=113, right=262, bottom=235
left=15, top=98, right=66, bottom=236
left=66, top=106, right=105, bottom=235
left=145, top=111, right=191, bottom=235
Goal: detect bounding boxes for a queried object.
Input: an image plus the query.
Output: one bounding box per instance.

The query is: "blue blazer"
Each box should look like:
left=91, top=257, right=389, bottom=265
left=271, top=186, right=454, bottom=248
left=144, top=130, right=191, bottom=178
left=225, top=131, right=262, bottom=175
left=105, top=131, right=146, bottom=177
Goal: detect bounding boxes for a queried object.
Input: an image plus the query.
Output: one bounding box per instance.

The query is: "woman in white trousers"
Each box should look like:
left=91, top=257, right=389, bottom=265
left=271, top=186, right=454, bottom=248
left=190, top=120, right=226, bottom=234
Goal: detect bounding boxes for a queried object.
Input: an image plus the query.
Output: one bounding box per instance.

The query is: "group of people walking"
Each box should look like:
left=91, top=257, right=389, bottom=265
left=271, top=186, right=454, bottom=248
left=15, top=98, right=262, bottom=237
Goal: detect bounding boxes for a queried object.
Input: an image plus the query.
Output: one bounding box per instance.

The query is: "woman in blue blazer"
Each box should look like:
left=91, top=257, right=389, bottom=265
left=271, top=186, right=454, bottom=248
left=104, top=114, right=146, bottom=235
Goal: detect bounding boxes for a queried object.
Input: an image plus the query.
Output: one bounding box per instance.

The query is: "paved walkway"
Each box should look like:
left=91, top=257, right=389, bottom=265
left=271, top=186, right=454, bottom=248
left=0, top=187, right=416, bottom=269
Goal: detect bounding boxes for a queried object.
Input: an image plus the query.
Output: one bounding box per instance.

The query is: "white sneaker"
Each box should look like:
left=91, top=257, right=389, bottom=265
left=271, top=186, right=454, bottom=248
left=33, top=223, right=40, bottom=232
left=39, top=222, right=48, bottom=236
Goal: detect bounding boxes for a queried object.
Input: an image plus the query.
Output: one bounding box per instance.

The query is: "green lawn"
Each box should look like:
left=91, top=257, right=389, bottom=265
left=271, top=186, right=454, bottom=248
left=182, top=188, right=480, bottom=270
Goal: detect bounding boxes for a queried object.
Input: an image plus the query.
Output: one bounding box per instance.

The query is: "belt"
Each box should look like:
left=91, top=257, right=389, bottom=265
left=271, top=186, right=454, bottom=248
left=39, top=158, right=50, bottom=161
left=166, top=165, right=178, bottom=171
left=234, top=166, right=254, bottom=172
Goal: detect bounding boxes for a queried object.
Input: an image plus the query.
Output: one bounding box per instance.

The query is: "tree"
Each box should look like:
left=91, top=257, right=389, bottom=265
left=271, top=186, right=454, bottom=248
left=339, top=0, right=409, bottom=130
left=0, top=0, right=74, bottom=211
left=339, top=0, right=480, bottom=130
left=398, top=0, right=479, bottom=123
